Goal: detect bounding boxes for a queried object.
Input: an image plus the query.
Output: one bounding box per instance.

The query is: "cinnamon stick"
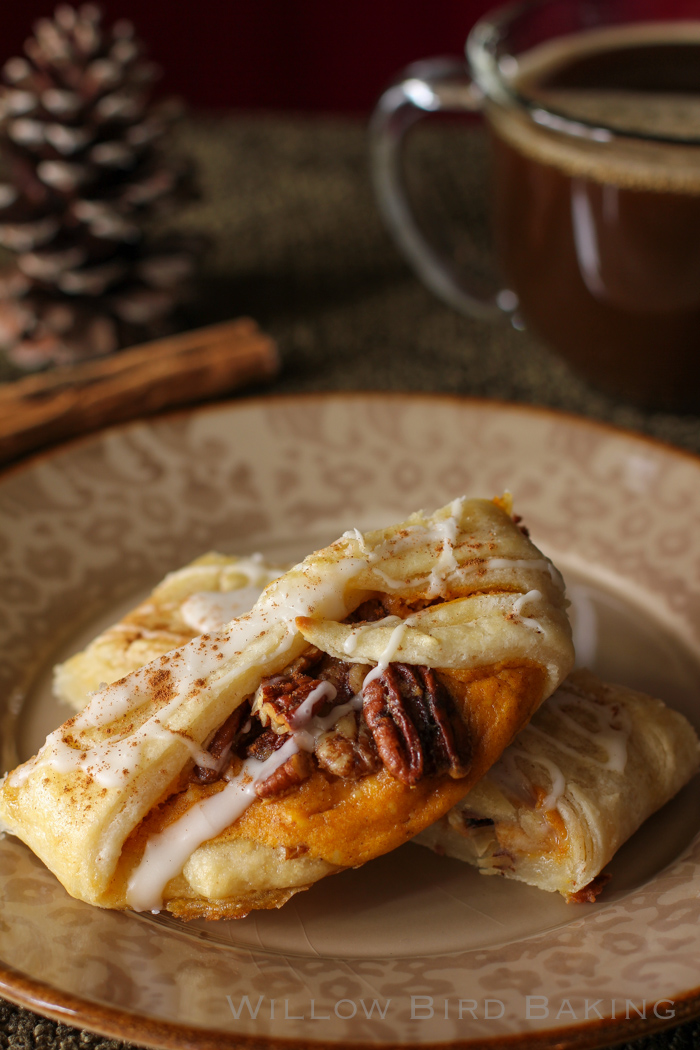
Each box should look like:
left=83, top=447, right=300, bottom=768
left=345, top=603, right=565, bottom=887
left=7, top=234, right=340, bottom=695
left=0, top=318, right=279, bottom=465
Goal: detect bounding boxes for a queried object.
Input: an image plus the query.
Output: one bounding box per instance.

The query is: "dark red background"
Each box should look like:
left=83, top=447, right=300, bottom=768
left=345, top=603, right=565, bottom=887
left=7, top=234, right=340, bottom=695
left=0, top=1, right=496, bottom=113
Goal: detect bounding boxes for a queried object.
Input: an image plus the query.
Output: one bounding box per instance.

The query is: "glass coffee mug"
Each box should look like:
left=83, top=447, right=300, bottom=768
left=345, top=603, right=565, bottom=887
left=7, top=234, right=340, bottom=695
left=371, top=0, right=700, bottom=412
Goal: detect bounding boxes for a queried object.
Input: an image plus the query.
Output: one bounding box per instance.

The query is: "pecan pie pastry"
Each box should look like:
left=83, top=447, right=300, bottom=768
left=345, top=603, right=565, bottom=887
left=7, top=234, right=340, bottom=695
left=0, top=496, right=574, bottom=919
left=415, top=669, right=700, bottom=900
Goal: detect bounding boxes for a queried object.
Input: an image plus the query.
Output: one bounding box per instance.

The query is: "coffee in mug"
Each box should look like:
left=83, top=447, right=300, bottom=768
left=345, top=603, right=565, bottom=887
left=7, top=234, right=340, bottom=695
left=371, top=2, right=700, bottom=411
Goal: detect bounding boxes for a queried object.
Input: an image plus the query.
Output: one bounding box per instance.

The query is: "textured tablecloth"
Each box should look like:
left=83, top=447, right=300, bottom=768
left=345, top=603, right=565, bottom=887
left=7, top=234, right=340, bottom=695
left=1, top=113, right=699, bottom=1050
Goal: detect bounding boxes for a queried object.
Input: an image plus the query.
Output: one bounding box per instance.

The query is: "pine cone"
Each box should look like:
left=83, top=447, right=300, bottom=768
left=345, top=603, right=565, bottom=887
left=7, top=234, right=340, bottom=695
left=0, top=3, right=200, bottom=370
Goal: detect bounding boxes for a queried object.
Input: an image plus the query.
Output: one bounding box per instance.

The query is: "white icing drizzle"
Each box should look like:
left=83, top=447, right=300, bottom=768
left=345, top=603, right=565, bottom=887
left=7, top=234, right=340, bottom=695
left=426, top=513, right=460, bottom=599
left=488, top=685, right=632, bottom=813
left=487, top=749, right=540, bottom=808
left=126, top=686, right=363, bottom=911
left=342, top=615, right=402, bottom=655
left=567, top=584, right=599, bottom=669
left=542, top=689, right=631, bottom=773
left=164, top=553, right=280, bottom=589
left=511, top=589, right=544, bottom=632
left=497, top=737, right=568, bottom=810
left=488, top=738, right=568, bottom=812
left=161, top=555, right=285, bottom=634
left=128, top=742, right=298, bottom=912
left=180, top=587, right=266, bottom=633
left=485, top=557, right=563, bottom=589
left=361, top=616, right=417, bottom=690
left=342, top=527, right=368, bottom=552
left=535, top=755, right=567, bottom=810
left=347, top=499, right=562, bottom=604
left=501, top=747, right=567, bottom=810
left=179, top=556, right=285, bottom=633
left=223, top=553, right=281, bottom=582
left=19, top=695, right=227, bottom=790
left=369, top=566, right=414, bottom=591
left=360, top=499, right=464, bottom=595
left=10, top=553, right=367, bottom=791
left=19, top=733, right=189, bottom=791
left=288, top=680, right=337, bottom=727
left=370, top=557, right=561, bottom=600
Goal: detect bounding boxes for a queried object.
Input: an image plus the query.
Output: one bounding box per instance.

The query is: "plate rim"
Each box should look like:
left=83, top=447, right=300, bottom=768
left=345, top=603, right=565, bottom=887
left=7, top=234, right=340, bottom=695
left=2, top=962, right=700, bottom=1050
left=5, top=388, right=700, bottom=483
left=2, top=389, right=700, bottom=1050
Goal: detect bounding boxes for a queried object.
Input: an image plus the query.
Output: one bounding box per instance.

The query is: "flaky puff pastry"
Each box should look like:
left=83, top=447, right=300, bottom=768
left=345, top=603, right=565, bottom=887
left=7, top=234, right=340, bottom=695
left=54, top=553, right=287, bottom=711
left=415, top=669, right=700, bottom=899
left=0, top=497, right=574, bottom=919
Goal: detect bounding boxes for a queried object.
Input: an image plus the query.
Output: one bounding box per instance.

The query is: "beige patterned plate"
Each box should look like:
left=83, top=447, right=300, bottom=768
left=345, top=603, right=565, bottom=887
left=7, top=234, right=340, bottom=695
left=1, top=393, right=699, bottom=1050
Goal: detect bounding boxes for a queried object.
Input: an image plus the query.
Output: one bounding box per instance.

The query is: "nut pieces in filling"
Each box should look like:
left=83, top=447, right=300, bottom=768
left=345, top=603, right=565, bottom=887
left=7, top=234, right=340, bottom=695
left=188, top=599, right=474, bottom=801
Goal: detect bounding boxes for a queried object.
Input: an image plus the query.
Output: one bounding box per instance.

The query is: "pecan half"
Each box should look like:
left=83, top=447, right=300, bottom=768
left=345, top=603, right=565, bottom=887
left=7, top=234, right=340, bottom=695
left=246, top=727, right=288, bottom=761
left=315, top=712, right=381, bottom=779
left=192, top=701, right=250, bottom=784
left=258, top=653, right=357, bottom=731
left=258, top=670, right=327, bottom=730
left=255, top=750, right=315, bottom=798
left=363, top=663, right=471, bottom=785
left=314, top=654, right=357, bottom=705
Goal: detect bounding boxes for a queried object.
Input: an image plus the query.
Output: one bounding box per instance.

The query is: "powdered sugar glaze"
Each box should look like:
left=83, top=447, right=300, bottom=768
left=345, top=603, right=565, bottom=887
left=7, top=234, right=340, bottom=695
left=488, top=685, right=632, bottom=813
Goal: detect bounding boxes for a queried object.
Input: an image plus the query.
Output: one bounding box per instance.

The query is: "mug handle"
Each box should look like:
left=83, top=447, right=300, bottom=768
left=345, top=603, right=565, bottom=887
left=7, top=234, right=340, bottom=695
left=370, top=57, right=517, bottom=322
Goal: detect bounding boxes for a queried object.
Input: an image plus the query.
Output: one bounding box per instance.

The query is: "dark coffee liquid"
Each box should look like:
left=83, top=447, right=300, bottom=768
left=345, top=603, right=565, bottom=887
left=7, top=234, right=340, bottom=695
left=490, top=29, right=700, bottom=410
left=539, top=41, right=700, bottom=95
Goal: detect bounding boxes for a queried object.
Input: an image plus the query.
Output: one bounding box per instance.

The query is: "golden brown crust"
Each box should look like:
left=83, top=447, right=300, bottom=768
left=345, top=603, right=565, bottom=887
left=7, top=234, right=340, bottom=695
left=166, top=885, right=309, bottom=921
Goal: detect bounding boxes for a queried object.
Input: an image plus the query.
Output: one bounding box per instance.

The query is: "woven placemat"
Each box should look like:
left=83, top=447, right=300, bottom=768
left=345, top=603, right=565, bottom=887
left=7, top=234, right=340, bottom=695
left=172, top=112, right=700, bottom=453
left=1, top=113, right=699, bottom=1050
